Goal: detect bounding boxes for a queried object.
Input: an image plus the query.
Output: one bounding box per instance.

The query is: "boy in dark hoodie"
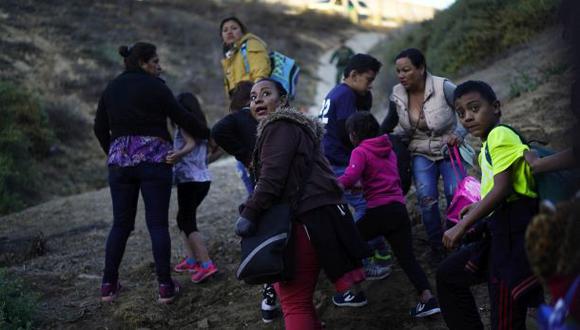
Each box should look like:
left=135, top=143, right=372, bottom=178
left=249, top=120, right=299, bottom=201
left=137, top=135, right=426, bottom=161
left=337, top=111, right=441, bottom=318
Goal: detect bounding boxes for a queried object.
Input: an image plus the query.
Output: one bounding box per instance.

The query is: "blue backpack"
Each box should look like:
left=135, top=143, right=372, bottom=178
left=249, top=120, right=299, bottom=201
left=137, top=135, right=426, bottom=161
left=484, top=124, right=578, bottom=203
left=241, top=42, right=300, bottom=100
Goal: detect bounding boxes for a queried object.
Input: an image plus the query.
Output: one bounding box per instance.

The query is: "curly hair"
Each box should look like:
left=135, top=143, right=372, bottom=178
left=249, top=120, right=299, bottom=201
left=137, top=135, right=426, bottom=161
left=525, top=198, right=580, bottom=281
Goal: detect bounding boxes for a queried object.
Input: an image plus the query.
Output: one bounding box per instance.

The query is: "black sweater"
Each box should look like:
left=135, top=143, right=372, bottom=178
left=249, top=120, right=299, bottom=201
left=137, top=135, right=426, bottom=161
left=93, top=70, right=210, bottom=154
left=211, top=108, right=258, bottom=167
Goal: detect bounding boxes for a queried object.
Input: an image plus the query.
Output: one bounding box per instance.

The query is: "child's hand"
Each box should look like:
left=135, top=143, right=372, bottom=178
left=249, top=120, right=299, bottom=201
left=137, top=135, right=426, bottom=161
left=443, top=223, right=467, bottom=250
left=459, top=203, right=477, bottom=220
left=165, top=150, right=183, bottom=164
left=443, top=133, right=462, bottom=146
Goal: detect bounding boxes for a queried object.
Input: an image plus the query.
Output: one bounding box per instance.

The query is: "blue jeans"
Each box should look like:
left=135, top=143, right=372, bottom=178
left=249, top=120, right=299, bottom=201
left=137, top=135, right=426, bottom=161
left=412, top=155, right=463, bottom=250
left=103, top=163, right=173, bottom=285
left=236, top=161, right=254, bottom=196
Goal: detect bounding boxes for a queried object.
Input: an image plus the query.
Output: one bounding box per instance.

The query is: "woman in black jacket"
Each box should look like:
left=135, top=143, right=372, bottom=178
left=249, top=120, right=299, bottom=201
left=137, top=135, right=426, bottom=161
left=94, top=42, right=209, bottom=304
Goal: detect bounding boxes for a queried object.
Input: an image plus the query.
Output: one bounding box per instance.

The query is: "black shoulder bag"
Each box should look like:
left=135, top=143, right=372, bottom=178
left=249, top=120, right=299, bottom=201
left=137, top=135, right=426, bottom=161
left=236, top=128, right=317, bottom=285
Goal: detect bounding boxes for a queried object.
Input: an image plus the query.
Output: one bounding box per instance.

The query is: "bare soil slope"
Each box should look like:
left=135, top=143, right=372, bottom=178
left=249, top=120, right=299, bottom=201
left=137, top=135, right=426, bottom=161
left=0, top=20, right=575, bottom=330
left=0, top=0, right=357, bottom=205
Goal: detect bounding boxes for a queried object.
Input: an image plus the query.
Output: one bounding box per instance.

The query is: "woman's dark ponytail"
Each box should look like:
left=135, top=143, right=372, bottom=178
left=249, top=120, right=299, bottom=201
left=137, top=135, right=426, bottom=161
left=118, top=42, right=157, bottom=71
left=118, top=45, right=131, bottom=58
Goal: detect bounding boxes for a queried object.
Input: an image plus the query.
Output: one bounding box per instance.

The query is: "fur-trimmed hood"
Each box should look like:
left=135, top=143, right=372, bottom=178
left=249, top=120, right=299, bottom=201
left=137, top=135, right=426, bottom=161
left=256, top=106, right=324, bottom=143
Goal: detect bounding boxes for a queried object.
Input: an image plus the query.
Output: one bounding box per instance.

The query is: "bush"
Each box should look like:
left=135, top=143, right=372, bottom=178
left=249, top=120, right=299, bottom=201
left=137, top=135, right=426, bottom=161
left=0, top=82, right=54, bottom=214
left=0, top=269, right=38, bottom=329
left=379, top=0, right=560, bottom=77
left=43, top=97, right=91, bottom=144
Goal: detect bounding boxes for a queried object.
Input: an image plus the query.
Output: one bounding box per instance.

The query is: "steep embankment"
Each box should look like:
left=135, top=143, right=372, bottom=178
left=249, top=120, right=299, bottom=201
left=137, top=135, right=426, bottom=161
left=0, top=0, right=360, bottom=213
left=1, top=24, right=572, bottom=329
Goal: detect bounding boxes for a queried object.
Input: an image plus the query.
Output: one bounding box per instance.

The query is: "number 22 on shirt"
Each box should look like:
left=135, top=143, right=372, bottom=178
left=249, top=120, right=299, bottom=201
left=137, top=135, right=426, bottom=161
left=318, top=98, right=331, bottom=125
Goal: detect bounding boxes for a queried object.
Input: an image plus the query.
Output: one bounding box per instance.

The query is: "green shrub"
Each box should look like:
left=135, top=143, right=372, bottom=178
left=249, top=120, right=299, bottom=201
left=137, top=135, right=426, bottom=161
left=0, top=82, right=54, bottom=214
left=0, top=269, right=38, bottom=329
left=379, top=0, right=560, bottom=77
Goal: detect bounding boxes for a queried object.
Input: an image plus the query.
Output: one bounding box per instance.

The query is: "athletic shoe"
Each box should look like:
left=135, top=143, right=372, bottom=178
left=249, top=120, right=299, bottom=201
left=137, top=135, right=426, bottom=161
left=174, top=258, right=199, bottom=273
left=100, top=282, right=121, bottom=302
left=191, top=264, right=218, bottom=283
left=409, top=297, right=441, bottom=318
left=364, top=262, right=392, bottom=281
left=158, top=279, right=181, bottom=304
left=332, top=290, right=368, bottom=307
left=372, top=249, right=393, bottom=267
left=261, top=284, right=279, bottom=323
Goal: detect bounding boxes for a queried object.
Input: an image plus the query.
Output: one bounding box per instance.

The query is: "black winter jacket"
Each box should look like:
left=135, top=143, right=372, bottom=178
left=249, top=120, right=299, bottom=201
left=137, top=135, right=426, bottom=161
left=94, top=69, right=209, bottom=154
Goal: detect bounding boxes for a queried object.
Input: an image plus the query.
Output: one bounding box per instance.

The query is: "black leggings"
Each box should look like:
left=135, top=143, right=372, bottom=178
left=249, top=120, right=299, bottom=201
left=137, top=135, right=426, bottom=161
left=356, top=202, right=431, bottom=293
left=176, top=181, right=210, bottom=236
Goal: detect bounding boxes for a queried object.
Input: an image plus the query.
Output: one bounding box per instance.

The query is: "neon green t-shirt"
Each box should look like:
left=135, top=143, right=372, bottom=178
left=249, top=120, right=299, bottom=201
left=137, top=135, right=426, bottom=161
left=479, top=125, right=537, bottom=201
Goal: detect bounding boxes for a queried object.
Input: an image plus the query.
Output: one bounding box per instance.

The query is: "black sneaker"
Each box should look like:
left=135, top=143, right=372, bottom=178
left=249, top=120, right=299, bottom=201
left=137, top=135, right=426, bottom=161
left=332, top=290, right=368, bottom=307
left=261, top=284, right=279, bottom=323
left=409, top=297, right=441, bottom=318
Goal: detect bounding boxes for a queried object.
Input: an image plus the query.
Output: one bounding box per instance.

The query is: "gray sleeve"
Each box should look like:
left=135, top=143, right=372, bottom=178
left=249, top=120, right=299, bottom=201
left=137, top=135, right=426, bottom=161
left=444, top=80, right=468, bottom=138
left=443, top=79, right=457, bottom=108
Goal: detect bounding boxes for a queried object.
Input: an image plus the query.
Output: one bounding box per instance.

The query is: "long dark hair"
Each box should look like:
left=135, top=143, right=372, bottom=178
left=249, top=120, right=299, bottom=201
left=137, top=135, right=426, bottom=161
left=177, top=92, right=207, bottom=127
left=220, top=16, right=248, bottom=55
left=118, top=42, right=157, bottom=71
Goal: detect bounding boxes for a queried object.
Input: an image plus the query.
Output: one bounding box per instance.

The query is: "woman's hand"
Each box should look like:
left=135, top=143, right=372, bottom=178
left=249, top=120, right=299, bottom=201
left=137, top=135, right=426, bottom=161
left=165, top=150, right=184, bottom=164
left=443, top=133, right=462, bottom=147
left=235, top=216, right=256, bottom=237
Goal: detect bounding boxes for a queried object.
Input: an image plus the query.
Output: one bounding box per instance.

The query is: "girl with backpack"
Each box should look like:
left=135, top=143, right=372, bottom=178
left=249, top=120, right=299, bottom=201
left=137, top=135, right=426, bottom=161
left=168, top=93, right=219, bottom=283
left=220, top=17, right=271, bottom=98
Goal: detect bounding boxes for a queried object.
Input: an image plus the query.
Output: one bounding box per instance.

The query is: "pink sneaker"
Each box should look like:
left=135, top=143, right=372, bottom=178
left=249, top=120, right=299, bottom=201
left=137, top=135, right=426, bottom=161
left=174, top=258, right=199, bottom=273
left=101, top=282, right=122, bottom=302
left=191, top=264, right=218, bottom=283
left=158, top=279, right=181, bottom=304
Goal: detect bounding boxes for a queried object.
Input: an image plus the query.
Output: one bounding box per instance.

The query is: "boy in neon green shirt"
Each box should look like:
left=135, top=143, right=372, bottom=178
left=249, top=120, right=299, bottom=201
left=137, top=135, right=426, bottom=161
left=436, top=81, right=542, bottom=330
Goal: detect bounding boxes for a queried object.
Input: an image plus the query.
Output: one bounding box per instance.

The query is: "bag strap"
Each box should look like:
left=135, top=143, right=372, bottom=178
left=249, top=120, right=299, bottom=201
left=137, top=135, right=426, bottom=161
left=449, top=145, right=466, bottom=181
left=484, top=124, right=526, bottom=166
left=240, top=42, right=250, bottom=74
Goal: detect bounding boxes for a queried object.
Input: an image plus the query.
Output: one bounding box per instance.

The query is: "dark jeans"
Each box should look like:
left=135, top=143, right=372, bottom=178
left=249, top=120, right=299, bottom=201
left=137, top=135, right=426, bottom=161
left=176, top=181, right=210, bottom=236
left=356, top=202, right=431, bottom=293
left=103, top=162, right=173, bottom=285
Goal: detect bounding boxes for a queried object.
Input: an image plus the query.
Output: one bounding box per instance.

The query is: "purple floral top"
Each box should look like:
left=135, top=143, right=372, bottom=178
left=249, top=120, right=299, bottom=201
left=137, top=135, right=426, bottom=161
left=107, top=136, right=172, bottom=167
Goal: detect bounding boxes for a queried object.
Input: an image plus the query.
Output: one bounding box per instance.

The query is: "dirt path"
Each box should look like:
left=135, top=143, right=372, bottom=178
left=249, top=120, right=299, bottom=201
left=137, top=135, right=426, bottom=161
left=308, top=32, right=387, bottom=116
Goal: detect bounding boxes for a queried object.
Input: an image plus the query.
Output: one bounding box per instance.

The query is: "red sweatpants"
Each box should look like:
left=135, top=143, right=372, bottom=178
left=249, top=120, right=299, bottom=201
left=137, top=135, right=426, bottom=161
left=274, top=224, right=323, bottom=330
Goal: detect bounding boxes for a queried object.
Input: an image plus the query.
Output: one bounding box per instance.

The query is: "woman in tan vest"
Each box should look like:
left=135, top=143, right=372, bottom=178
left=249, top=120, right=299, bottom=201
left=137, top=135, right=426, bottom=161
left=389, top=48, right=467, bottom=262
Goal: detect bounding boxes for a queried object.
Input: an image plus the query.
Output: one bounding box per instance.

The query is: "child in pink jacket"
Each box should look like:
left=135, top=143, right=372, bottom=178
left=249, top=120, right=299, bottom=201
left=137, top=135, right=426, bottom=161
left=339, top=111, right=440, bottom=318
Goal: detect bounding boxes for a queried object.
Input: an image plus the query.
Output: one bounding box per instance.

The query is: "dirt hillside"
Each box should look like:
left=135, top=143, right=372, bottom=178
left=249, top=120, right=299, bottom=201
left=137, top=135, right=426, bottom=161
left=0, top=0, right=359, bottom=207
left=0, top=10, right=576, bottom=330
